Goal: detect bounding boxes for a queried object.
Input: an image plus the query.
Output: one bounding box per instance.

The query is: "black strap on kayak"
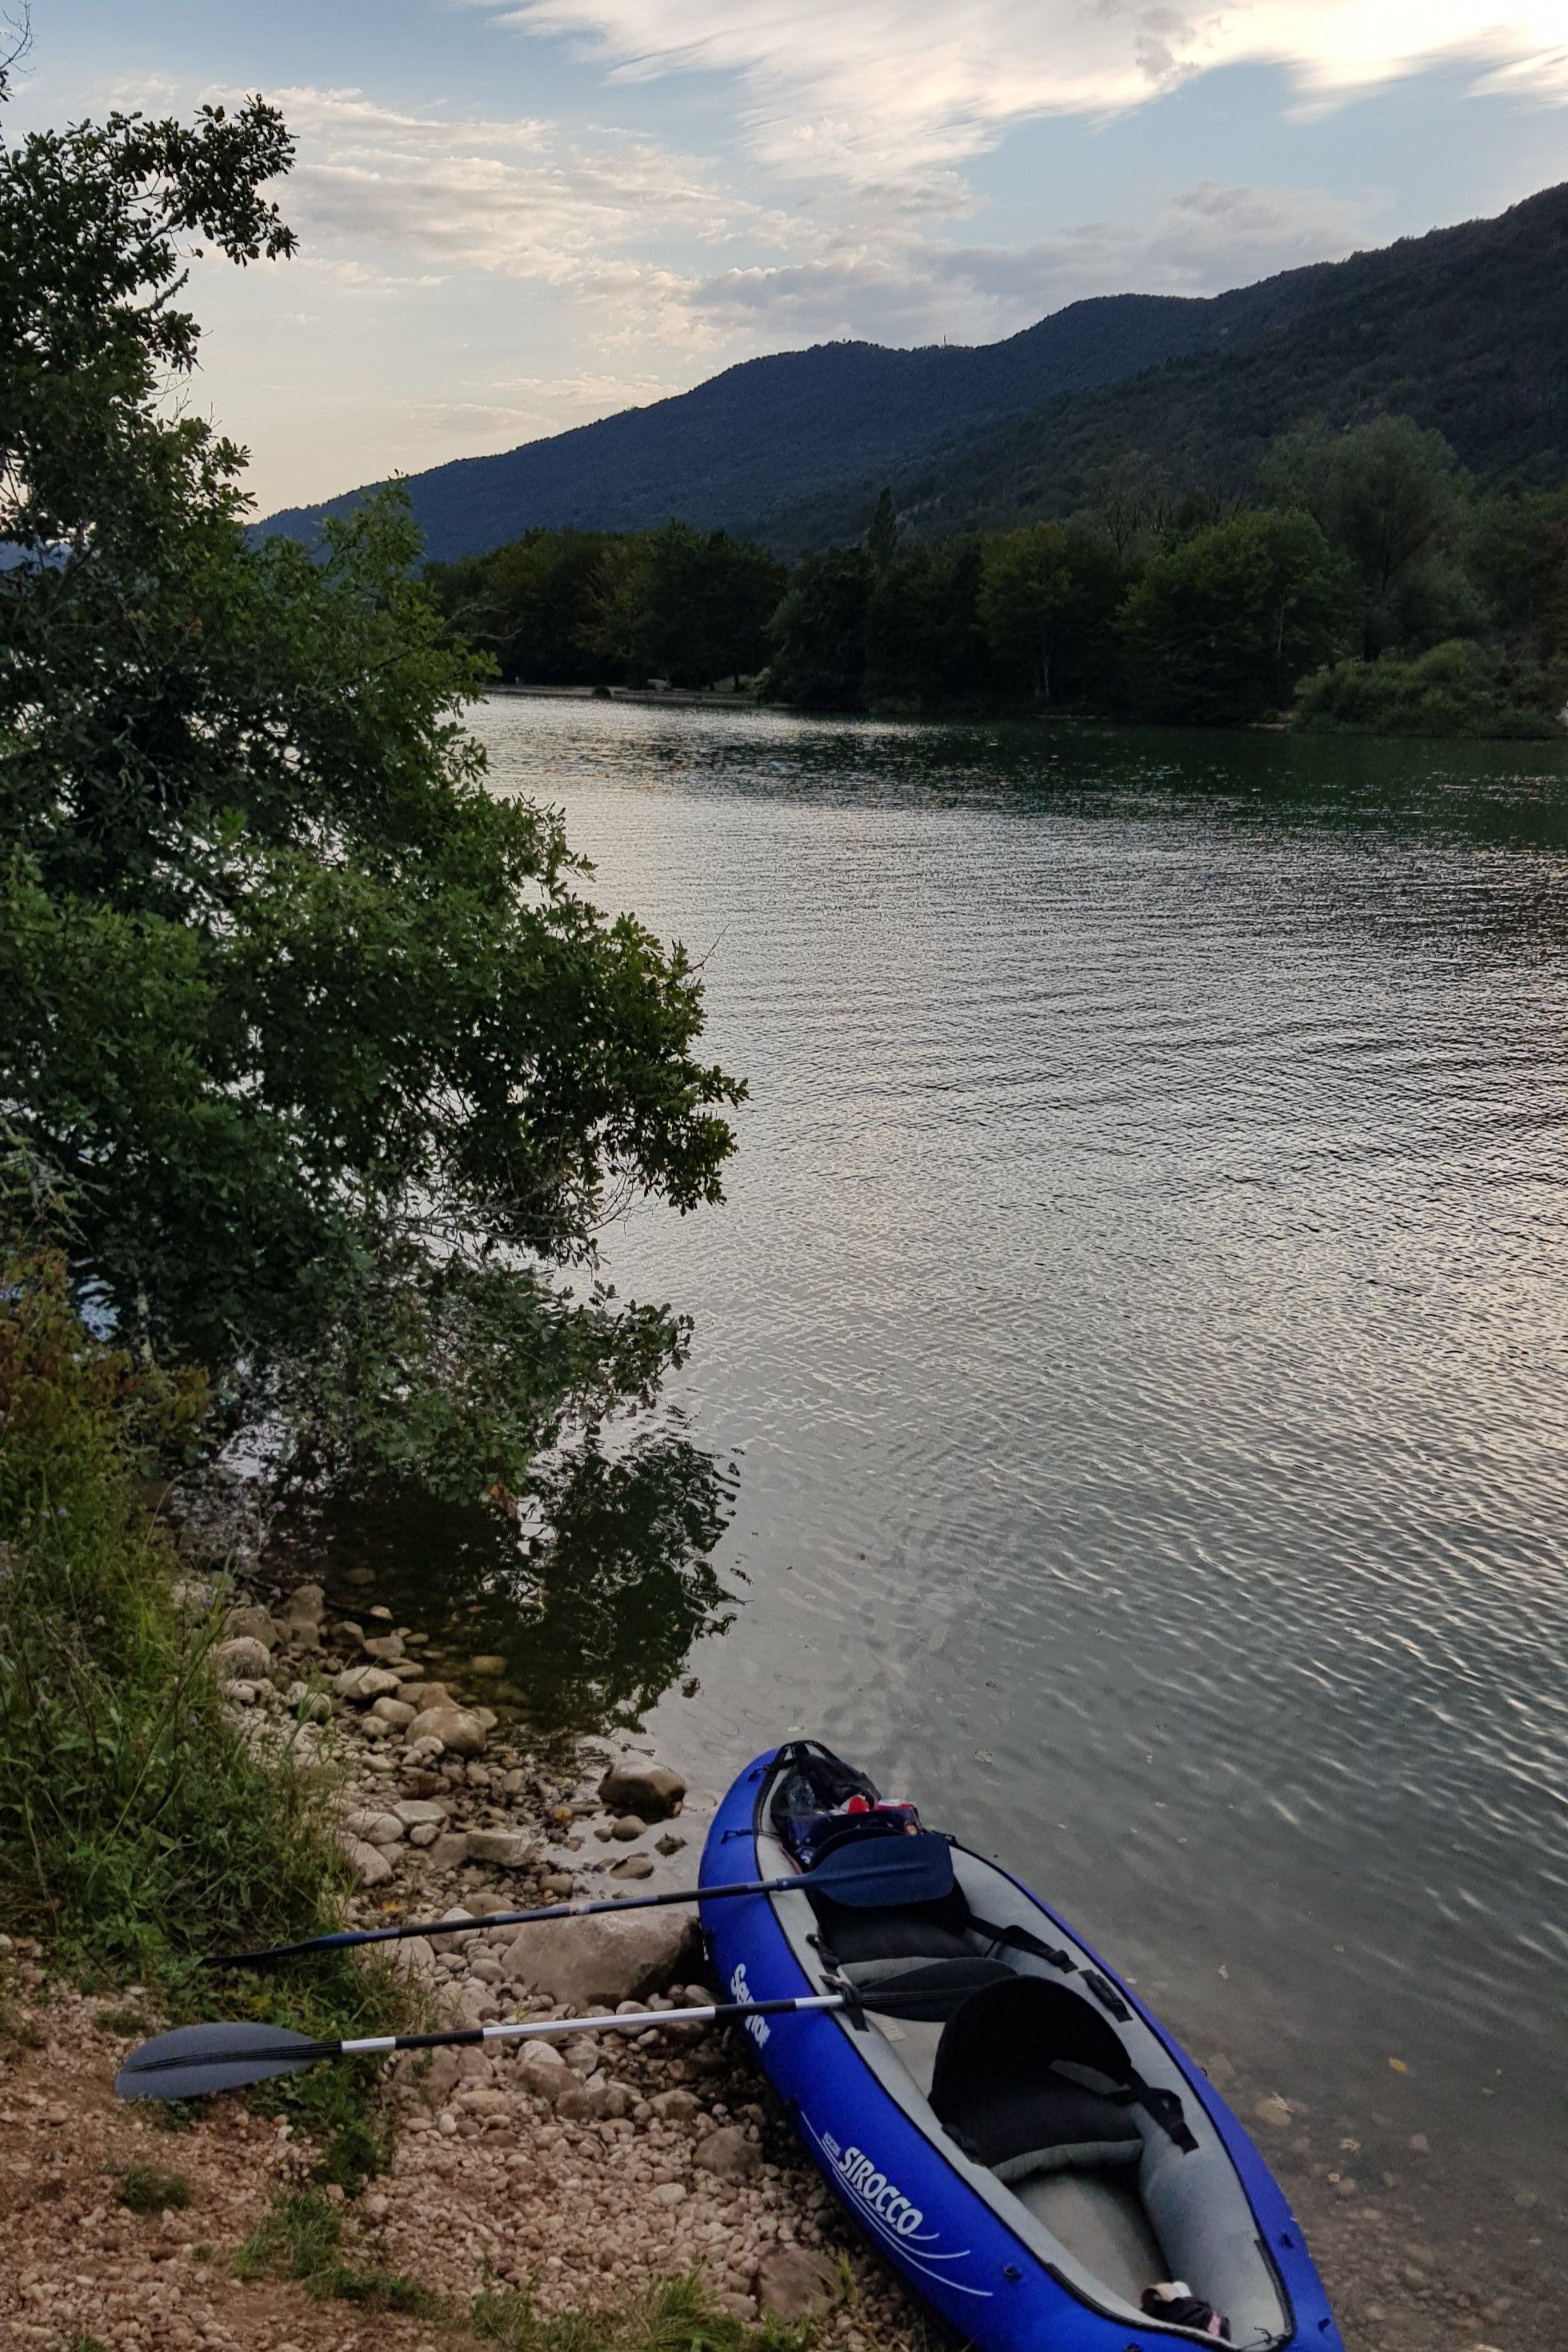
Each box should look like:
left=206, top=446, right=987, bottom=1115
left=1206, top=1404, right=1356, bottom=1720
left=971, top=1915, right=1076, bottom=1973
left=1108, top=2078, right=1199, bottom=2154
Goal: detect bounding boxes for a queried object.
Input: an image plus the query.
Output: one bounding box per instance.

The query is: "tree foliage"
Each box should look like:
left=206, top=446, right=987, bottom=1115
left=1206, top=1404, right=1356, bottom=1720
left=427, top=518, right=784, bottom=690
left=0, top=87, right=742, bottom=1491
left=1118, top=511, right=1354, bottom=725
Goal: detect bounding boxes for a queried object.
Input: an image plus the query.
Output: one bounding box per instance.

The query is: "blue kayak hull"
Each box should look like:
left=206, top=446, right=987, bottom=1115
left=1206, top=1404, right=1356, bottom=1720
left=698, top=1747, right=1342, bottom=2352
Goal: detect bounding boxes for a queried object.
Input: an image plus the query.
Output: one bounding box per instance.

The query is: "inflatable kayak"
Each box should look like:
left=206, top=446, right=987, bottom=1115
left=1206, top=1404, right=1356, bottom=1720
left=698, top=1741, right=1342, bottom=2351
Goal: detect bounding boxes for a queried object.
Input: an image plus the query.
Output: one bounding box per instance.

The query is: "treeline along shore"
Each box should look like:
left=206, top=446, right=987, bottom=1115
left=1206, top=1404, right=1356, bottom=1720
left=428, top=429, right=1568, bottom=738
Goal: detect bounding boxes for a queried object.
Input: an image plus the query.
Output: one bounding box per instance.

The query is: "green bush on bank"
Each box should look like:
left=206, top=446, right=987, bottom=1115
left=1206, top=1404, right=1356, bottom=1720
left=0, top=1234, right=408, bottom=2178
left=1292, top=638, right=1568, bottom=738
left=0, top=1239, right=339, bottom=1971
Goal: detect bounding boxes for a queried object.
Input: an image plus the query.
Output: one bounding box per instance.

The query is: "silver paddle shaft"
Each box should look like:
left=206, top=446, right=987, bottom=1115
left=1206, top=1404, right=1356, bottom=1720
left=340, top=1991, right=846, bottom=2054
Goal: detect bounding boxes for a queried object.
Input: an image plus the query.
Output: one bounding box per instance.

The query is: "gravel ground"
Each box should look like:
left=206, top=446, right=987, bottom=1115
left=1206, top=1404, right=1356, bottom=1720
left=0, top=1578, right=1547, bottom=2352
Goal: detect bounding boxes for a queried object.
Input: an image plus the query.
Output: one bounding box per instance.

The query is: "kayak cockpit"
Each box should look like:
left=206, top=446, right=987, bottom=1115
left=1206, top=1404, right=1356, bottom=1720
left=754, top=1764, right=1292, bottom=2350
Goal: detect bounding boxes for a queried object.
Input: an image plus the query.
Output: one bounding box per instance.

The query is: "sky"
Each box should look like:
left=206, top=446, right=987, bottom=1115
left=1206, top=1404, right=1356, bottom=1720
left=8, top=1, right=1568, bottom=515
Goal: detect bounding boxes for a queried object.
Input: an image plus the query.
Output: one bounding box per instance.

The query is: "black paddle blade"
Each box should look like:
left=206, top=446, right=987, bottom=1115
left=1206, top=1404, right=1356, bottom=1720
left=114, top=2022, right=331, bottom=2100
left=805, top=1831, right=954, bottom=1906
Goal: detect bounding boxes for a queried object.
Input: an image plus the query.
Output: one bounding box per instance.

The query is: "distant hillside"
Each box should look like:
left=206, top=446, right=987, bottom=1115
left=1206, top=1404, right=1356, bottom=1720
left=257, top=288, right=1334, bottom=559
left=259, top=184, right=1568, bottom=562
left=765, top=183, right=1568, bottom=550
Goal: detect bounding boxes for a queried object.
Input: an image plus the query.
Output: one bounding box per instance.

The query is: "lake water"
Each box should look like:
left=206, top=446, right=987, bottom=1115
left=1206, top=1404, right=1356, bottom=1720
left=463, top=696, right=1566, bottom=2307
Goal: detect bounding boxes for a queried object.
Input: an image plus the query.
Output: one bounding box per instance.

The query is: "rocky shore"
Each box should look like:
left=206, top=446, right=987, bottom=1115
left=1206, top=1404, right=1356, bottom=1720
left=0, top=1570, right=1544, bottom=2352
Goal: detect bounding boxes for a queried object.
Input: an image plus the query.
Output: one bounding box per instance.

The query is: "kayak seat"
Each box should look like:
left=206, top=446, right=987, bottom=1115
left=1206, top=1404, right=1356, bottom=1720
left=930, top=1977, right=1146, bottom=2185
left=809, top=1882, right=977, bottom=1966
left=839, top=1955, right=1018, bottom=2022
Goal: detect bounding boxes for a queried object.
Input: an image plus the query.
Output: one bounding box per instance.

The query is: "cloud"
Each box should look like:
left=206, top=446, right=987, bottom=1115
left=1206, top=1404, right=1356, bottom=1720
left=265, top=86, right=749, bottom=310
left=484, top=0, right=1568, bottom=196
left=683, top=178, right=1388, bottom=344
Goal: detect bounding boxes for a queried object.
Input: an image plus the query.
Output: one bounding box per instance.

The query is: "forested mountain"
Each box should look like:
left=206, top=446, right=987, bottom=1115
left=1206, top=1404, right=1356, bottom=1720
left=768, top=182, right=1568, bottom=550
left=259, top=184, right=1568, bottom=561
left=258, top=290, right=1278, bottom=559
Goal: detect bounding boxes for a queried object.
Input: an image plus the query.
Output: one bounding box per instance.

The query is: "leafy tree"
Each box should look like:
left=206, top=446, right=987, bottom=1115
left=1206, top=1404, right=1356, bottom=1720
left=979, top=522, right=1122, bottom=702
left=1078, top=452, right=1172, bottom=565
left=1470, top=486, right=1568, bottom=662
left=762, top=546, right=874, bottom=709
left=1258, top=415, right=1467, bottom=654
left=428, top=528, right=623, bottom=684
left=866, top=487, right=898, bottom=576
left=1119, top=510, right=1354, bottom=725
left=862, top=541, right=991, bottom=710
left=0, top=85, right=742, bottom=1491
left=570, top=520, right=784, bottom=687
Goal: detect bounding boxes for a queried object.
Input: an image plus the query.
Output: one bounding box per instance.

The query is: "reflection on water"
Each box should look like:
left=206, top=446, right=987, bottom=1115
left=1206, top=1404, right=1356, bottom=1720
left=270, top=1427, right=735, bottom=1733
left=462, top=694, right=1566, bottom=2305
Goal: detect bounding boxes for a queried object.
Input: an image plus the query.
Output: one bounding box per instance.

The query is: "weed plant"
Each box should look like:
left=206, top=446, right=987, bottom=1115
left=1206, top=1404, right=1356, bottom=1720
left=0, top=1239, right=408, bottom=2181
left=241, top=2191, right=817, bottom=2350
left=116, top=2166, right=191, bottom=2213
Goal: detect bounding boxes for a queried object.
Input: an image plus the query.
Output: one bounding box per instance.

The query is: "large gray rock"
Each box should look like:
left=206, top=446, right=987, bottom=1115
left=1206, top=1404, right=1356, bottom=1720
left=361, top=1633, right=405, bottom=1663
left=754, top=2249, right=838, bottom=2320
left=598, top=1757, right=686, bottom=1821
left=370, top=1697, right=417, bottom=1730
left=334, top=1664, right=403, bottom=1704
left=285, top=1581, right=326, bottom=1625
left=214, top=1634, right=273, bottom=1681
left=502, top=1907, right=698, bottom=2007
left=408, top=1705, right=487, bottom=1758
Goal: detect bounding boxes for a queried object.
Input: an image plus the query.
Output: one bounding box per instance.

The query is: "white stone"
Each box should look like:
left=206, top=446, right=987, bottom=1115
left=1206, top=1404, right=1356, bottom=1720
left=338, top=1834, right=394, bottom=1888
left=408, top=1705, right=487, bottom=1758
left=465, top=1830, right=538, bottom=1869
left=342, top=1808, right=404, bottom=1846
left=393, top=1798, right=448, bottom=1828
left=334, top=1664, right=403, bottom=1703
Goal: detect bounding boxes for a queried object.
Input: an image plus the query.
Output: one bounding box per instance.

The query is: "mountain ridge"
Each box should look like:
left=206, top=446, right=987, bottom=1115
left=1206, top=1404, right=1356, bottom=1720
left=257, top=184, right=1568, bottom=562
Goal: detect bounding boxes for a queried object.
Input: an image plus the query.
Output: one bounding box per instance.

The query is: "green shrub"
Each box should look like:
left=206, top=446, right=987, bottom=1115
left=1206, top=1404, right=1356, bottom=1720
left=117, top=2165, right=190, bottom=2213
left=1293, top=638, right=1568, bottom=738
left=0, top=1243, right=341, bottom=1974
left=0, top=1239, right=406, bottom=2184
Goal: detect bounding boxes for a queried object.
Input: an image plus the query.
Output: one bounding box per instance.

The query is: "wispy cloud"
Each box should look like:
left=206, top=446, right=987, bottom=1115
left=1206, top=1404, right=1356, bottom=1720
left=684, top=179, right=1387, bottom=344
left=484, top=0, right=1568, bottom=197
left=273, top=85, right=738, bottom=293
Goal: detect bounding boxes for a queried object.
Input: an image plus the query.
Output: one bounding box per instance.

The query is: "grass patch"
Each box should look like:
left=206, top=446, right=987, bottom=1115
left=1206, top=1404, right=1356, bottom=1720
left=117, top=2164, right=190, bottom=2214
left=235, top=2188, right=442, bottom=2314
left=239, top=2199, right=818, bottom=2352
left=65, top=2335, right=111, bottom=2352
left=0, top=1241, right=410, bottom=2188
left=468, top=2274, right=816, bottom=2352
left=96, top=2006, right=148, bottom=2037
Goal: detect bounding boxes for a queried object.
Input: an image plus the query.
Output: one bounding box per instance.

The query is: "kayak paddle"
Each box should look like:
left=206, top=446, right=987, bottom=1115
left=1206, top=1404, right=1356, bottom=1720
left=214, top=1830, right=954, bottom=1970
left=117, top=1993, right=858, bottom=2101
